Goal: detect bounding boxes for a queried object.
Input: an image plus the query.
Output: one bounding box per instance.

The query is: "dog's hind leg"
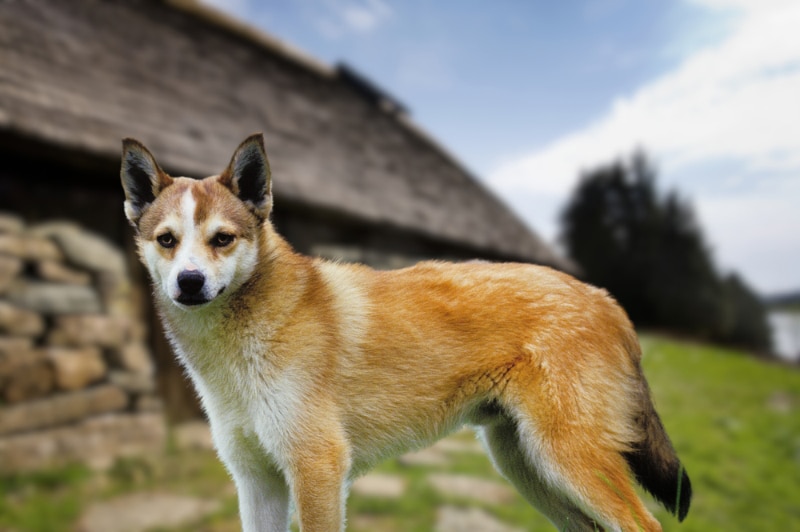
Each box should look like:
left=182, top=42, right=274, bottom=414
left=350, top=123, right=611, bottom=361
left=486, top=404, right=663, bottom=532
left=478, top=417, right=603, bottom=531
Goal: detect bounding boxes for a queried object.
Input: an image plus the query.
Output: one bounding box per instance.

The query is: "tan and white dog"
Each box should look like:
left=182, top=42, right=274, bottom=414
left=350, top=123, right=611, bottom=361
left=120, top=134, right=691, bottom=532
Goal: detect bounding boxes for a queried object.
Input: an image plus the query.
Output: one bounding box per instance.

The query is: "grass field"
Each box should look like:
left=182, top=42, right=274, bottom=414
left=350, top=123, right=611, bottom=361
left=1, top=334, right=798, bottom=531
left=635, top=335, right=800, bottom=531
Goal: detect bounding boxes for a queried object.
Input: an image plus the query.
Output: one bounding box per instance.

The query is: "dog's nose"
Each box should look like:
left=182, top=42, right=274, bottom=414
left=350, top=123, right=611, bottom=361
left=177, top=269, right=205, bottom=295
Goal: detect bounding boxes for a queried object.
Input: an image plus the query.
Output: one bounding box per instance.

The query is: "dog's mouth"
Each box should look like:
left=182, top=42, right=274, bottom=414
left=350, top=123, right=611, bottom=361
left=174, top=286, right=226, bottom=307
left=176, top=294, right=211, bottom=306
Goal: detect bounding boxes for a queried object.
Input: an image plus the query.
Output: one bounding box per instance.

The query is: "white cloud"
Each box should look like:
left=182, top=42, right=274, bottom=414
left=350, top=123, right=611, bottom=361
left=688, top=0, right=796, bottom=12
left=312, top=0, right=392, bottom=38
left=338, top=0, right=392, bottom=32
left=488, top=1, right=800, bottom=294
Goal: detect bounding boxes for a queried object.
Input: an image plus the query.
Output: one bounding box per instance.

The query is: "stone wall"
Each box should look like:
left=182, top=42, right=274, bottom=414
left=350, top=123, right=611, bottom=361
left=0, top=212, right=165, bottom=473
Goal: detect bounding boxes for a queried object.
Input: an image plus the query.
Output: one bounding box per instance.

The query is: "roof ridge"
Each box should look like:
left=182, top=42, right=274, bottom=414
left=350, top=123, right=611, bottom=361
left=164, top=0, right=334, bottom=78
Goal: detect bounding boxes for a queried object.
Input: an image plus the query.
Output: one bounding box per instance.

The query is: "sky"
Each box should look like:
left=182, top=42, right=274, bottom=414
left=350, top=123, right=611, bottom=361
left=201, top=0, right=799, bottom=296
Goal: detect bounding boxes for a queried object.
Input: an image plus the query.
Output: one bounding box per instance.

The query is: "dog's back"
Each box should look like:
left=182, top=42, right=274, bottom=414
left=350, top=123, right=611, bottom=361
left=320, top=258, right=691, bottom=530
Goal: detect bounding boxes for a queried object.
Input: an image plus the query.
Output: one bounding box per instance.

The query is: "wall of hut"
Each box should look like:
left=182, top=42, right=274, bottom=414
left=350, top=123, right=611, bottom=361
left=0, top=213, right=165, bottom=473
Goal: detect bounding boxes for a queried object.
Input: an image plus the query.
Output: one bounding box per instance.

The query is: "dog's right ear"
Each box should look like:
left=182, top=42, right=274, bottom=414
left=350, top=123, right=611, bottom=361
left=120, top=138, right=172, bottom=226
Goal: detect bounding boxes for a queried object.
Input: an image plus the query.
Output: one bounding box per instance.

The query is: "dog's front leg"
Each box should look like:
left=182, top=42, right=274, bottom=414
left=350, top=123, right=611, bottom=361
left=215, top=430, right=291, bottom=532
left=289, top=435, right=351, bottom=532
left=233, top=466, right=291, bottom=532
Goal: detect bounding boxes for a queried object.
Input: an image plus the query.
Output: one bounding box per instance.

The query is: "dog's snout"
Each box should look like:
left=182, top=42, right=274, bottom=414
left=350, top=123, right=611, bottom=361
left=178, top=269, right=205, bottom=295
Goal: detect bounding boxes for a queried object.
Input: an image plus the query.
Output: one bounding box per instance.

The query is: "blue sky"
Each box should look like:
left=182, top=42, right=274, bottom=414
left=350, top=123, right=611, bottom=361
left=203, top=0, right=799, bottom=295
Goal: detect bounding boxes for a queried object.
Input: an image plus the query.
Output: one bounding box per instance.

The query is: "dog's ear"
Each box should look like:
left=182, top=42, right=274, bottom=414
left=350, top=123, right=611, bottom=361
left=220, top=133, right=272, bottom=220
left=120, top=139, right=173, bottom=225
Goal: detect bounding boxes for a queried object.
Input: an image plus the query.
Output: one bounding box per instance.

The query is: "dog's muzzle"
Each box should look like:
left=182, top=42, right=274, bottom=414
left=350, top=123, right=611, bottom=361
left=176, top=269, right=209, bottom=306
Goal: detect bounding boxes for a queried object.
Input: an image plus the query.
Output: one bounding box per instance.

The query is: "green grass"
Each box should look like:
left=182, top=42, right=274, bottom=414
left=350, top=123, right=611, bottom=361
left=0, top=464, right=90, bottom=530
left=637, top=334, right=800, bottom=531
left=343, top=431, right=554, bottom=532
left=345, top=432, right=552, bottom=532
left=0, top=449, right=237, bottom=532
left=1, top=334, right=798, bottom=531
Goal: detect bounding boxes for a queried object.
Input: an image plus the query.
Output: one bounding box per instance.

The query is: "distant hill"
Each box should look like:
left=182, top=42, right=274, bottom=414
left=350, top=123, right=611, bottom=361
left=765, top=291, right=800, bottom=309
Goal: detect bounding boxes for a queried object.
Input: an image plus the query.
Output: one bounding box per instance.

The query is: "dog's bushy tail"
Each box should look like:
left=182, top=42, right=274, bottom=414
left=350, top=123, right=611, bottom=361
left=624, top=369, right=692, bottom=522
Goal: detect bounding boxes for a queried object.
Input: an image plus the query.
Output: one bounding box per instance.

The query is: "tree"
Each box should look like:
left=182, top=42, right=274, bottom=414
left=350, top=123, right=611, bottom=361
left=718, top=274, right=772, bottom=352
left=560, top=152, right=667, bottom=328
left=559, top=152, right=771, bottom=351
left=647, top=190, right=723, bottom=337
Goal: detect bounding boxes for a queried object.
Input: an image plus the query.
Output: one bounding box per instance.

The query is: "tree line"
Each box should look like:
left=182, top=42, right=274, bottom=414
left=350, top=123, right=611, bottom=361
left=560, top=152, right=772, bottom=353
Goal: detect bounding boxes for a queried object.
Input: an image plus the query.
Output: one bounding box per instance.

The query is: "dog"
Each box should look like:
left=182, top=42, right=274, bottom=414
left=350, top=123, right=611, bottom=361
left=120, top=133, right=691, bottom=531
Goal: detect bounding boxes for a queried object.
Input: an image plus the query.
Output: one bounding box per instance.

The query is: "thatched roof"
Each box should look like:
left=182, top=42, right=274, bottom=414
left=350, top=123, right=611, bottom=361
left=0, top=0, right=572, bottom=270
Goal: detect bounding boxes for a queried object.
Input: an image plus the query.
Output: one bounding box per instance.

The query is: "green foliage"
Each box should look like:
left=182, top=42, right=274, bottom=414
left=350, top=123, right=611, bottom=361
left=719, top=273, right=773, bottom=351
left=560, top=152, right=771, bottom=351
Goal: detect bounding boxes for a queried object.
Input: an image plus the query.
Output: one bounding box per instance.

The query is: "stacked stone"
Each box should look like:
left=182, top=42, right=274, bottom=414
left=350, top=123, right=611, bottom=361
left=0, top=213, right=165, bottom=472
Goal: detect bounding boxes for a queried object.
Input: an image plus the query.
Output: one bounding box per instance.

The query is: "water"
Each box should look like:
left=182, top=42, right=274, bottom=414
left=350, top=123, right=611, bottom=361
left=768, top=311, right=800, bottom=363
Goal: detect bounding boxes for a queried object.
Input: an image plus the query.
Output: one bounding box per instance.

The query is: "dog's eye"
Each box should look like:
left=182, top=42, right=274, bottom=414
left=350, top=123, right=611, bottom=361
left=156, top=233, right=177, bottom=248
left=212, top=232, right=235, bottom=247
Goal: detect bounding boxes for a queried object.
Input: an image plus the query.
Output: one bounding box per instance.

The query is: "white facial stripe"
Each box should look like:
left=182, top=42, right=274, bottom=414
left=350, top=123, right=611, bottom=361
left=180, top=189, right=197, bottom=236
left=166, top=189, right=202, bottom=301
left=177, top=189, right=198, bottom=267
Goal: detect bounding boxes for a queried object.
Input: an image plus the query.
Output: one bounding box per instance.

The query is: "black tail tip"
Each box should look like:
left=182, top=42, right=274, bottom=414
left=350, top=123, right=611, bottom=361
left=661, top=464, right=692, bottom=522
left=625, top=450, right=692, bottom=522
left=673, top=466, right=692, bottom=522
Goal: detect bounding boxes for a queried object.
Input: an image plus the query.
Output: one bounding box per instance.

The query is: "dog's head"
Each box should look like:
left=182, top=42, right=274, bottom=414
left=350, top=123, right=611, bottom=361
left=120, top=134, right=271, bottom=309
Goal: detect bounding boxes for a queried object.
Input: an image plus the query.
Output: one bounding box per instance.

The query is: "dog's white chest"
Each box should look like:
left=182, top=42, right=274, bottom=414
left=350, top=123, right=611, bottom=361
left=168, top=322, right=302, bottom=460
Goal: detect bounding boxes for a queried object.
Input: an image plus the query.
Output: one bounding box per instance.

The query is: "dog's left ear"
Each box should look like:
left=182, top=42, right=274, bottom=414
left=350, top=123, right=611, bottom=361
left=120, top=138, right=173, bottom=226
left=220, top=133, right=272, bottom=220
